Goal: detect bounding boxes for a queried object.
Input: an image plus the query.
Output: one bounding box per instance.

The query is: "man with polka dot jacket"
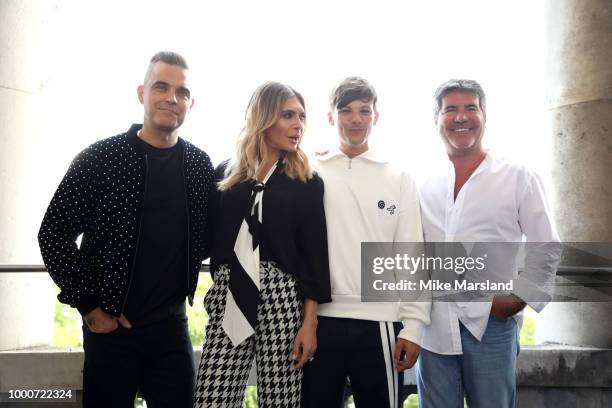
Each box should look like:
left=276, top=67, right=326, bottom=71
left=38, top=51, right=216, bottom=408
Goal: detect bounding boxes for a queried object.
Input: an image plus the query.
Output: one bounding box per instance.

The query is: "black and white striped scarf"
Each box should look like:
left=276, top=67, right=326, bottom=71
left=222, top=162, right=278, bottom=347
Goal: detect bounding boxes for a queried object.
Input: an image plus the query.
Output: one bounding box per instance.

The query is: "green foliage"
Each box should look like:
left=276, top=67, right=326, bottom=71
left=53, top=288, right=83, bottom=347
left=519, top=308, right=535, bottom=346
left=187, top=273, right=214, bottom=346
left=404, top=394, right=419, bottom=408
left=243, top=386, right=258, bottom=408
left=345, top=393, right=419, bottom=407
left=344, top=393, right=419, bottom=407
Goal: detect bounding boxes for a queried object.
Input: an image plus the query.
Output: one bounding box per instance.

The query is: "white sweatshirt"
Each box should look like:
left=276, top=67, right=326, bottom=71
left=315, top=148, right=431, bottom=345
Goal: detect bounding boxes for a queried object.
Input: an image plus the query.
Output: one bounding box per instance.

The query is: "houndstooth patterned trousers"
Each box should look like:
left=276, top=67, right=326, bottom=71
left=194, top=262, right=303, bottom=408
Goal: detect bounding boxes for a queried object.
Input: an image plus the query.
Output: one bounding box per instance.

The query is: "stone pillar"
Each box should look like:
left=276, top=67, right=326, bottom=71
left=0, top=1, right=59, bottom=350
left=536, top=0, right=612, bottom=348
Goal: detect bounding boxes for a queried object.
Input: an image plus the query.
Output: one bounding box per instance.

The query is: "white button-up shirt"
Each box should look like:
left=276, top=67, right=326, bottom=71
left=419, top=153, right=561, bottom=354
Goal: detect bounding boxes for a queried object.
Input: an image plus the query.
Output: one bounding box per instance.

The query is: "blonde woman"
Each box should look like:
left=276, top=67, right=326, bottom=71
left=194, top=82, right=331, bottom=407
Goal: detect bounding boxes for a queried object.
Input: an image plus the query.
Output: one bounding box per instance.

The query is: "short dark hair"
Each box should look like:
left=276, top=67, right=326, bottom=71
left=329, top=77, right=378, bottom=111
left=144, top=51, right=189, bottom=83
left=433, top=79, right=486, bottom=116
left=150, top=51, right=188, bottom=69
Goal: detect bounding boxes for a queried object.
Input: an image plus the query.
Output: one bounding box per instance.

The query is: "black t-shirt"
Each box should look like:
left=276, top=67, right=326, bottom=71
left=123, top=137, right=188, bottom=325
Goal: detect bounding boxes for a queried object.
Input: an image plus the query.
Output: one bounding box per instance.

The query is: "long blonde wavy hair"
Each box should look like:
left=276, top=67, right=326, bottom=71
left=219, top=82, right=313, bottom=190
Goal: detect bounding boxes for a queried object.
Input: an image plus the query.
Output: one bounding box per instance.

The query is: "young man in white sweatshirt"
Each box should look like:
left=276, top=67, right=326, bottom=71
left=301, top=77, right=431, bottom=408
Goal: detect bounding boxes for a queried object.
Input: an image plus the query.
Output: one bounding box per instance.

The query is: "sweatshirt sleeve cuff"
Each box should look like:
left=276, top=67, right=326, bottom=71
left=398, top=318, right=425, bottom=346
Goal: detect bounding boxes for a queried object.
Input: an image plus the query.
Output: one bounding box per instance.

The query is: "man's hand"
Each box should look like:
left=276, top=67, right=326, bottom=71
left=291, top=320, right=317, bottom=370
left=84, top=307, right=132, bottom=333
left=490, top=294, right=526, bottom=320
left=394, top=338, right=421, bottom=372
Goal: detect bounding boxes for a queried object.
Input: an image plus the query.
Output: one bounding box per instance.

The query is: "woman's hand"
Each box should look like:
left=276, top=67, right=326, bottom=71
left=292, top=320, right=317, bottom=369
left=291, top=298, right=318, bottom=369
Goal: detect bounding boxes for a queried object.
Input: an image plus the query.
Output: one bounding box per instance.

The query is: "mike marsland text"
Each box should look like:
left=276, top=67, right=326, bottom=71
left=372, top=279, right=514, bottom=292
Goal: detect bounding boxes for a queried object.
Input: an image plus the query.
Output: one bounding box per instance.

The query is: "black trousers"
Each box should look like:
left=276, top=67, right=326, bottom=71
left=301, top=317, right=404, bottom=408
left=82, top=315, right=195, bottom=408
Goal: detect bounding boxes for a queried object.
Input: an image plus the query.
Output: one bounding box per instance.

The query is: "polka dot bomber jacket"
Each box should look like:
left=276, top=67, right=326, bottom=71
left=38, top=124, right=216, bottom=317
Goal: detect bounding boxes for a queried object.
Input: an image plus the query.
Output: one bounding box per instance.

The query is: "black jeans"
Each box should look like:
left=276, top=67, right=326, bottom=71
left=82, top=315, right=195, bottom=408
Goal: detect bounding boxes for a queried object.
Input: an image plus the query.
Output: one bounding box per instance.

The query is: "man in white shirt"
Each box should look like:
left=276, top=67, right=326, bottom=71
left=301, top=77, right=431, bottom=408
left=417, top=79, right=561, bottom=407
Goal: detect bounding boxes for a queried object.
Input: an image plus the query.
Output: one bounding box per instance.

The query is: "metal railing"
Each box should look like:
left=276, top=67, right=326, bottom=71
left=1, top=264, right=610, bottom=274
left=0, top=264, right=211, bottom=273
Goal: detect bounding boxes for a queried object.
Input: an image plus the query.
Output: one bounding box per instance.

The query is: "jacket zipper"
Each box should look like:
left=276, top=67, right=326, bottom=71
left=120, top=153, right=148, bottom=315
left=348, top=158, right=352, bottom=169
left=182, top=148, right=193, bottom=304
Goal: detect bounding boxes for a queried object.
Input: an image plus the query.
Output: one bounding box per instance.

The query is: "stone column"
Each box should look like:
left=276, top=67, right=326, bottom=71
left=0, top=1, right=60, bottom=350
left=537, top=0, right=612, bottom=348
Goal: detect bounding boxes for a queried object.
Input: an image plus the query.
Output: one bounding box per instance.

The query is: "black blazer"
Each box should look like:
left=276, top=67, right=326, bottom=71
left=210, top=161, right=331, bottom=303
